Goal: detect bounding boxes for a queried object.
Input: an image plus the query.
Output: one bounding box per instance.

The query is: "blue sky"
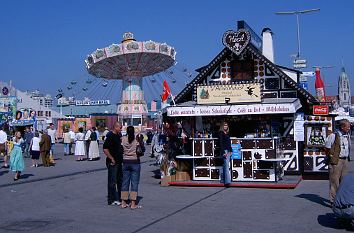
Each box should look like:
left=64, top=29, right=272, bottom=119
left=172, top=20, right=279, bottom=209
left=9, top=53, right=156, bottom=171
left=1, top=0, right=353, bottom=102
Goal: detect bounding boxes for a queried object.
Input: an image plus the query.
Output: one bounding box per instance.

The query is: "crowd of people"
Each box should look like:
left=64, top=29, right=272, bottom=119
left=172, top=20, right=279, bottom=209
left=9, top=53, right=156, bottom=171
left=0, top=123, right=104, bottom=181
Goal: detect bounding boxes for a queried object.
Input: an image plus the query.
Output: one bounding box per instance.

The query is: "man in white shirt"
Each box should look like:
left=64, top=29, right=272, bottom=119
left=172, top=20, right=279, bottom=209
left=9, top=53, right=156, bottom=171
left=47, top=123, right=57, bottom=163
left=0, top=126, right=8, bottom=168
left=69, top=128, right=75, bottom=155
left=325, top=119, right=351, bottom=204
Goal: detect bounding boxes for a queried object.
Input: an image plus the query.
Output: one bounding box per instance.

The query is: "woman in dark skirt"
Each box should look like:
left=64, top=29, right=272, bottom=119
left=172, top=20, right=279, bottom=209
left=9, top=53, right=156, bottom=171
left=30, top=131, right=40, bottom=167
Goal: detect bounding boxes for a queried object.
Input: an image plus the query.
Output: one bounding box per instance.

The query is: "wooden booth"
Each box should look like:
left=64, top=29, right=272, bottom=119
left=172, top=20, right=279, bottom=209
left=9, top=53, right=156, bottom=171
left=163, top=21, right=332, bottom=184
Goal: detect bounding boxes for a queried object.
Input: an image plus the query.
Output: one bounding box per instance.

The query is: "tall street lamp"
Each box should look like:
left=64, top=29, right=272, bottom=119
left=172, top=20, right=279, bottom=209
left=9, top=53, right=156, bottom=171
left=275, top=8, right=320, bottom=64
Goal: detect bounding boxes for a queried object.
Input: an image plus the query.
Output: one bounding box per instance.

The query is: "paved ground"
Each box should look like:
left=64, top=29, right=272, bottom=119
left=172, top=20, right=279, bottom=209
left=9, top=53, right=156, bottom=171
left=0, top=143, right=353, bottom=233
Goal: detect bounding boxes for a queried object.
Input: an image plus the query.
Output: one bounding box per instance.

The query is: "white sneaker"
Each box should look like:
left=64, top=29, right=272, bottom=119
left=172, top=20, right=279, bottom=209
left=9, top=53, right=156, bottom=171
left=110, top=201, right=121, bottom=206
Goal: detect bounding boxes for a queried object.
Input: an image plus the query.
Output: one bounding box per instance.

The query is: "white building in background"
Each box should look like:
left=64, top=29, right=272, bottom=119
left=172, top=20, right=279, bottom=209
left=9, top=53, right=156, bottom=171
left=57, top=96, right=76, bottom=106
left=338, top=67, right=351, bottom=111
left=28, top=90, right=54, bottom=108
left=17, top=90, right=64, bottom=130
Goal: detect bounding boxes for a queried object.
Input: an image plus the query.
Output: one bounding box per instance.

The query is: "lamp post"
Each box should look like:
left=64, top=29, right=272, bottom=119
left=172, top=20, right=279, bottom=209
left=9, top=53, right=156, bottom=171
left=275, top=8, right=320, bottom=67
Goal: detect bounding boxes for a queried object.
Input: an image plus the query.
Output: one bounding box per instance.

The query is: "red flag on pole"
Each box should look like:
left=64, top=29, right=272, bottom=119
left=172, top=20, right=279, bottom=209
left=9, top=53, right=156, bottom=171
left=161, top=80, right=171, bottom=102
left=315, top=68, right=326, bottom=102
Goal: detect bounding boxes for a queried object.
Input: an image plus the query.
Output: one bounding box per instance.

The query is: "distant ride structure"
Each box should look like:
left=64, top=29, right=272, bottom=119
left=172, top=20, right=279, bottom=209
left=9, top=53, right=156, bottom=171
left=85, top=32, right=176, bottom=128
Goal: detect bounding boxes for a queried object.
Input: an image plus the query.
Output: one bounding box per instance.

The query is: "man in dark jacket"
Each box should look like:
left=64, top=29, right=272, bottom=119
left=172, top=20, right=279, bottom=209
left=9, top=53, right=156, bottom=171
left=39, top=129, right=52, bottom=167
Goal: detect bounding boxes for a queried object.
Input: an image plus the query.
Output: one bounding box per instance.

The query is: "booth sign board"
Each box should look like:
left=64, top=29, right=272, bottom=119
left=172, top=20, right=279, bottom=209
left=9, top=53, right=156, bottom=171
left=75, top=100, right=110, bottom=106
left=167, top=102, right=300, bottom=117
left=197, top=83, right=261, bottom=105
left=313, top=105, right=329, bottom=115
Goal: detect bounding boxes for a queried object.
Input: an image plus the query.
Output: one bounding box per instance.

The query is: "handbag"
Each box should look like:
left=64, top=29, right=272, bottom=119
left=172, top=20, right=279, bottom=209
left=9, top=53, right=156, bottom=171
left=136, top=143, right=144, bottom=157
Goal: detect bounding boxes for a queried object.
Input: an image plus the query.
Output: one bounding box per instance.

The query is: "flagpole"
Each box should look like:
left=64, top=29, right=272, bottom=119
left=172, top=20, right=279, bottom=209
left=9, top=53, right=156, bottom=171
left=170, top=94, right=176, bottom=106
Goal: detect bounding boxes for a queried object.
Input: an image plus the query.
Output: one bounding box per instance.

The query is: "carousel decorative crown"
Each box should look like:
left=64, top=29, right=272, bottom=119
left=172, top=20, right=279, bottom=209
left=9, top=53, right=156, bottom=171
left=122, top=32, right=135, bottom=43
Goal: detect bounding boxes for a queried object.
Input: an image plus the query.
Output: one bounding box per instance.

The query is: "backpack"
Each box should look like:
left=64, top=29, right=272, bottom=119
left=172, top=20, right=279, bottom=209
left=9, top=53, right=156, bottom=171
left=90, top=132, right=97, bottom=141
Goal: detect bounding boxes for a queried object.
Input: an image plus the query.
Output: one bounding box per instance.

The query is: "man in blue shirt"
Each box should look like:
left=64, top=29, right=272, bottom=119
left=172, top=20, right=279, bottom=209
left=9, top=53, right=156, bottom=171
left=333, top=173, right=354, bottom=229
left=23, top=127, right=34, bottom=158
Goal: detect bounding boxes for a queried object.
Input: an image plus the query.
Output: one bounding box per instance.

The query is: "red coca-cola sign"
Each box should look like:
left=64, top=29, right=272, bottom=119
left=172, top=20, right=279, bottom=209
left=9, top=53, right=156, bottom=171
left=313, top=105, right=329, bottom=115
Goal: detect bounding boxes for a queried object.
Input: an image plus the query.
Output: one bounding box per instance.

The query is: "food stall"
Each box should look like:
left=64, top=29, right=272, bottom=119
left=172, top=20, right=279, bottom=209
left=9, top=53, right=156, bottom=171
left=162, top=21, right=331, bottom=184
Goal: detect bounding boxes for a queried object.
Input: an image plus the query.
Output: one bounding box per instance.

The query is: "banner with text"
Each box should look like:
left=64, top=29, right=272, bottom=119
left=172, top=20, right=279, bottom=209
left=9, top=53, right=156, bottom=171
left=197, top=83, right=261, bottom=104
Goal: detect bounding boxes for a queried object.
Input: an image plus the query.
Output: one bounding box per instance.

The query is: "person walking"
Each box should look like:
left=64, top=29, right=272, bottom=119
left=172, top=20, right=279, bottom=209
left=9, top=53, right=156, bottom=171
left=88, top=127, right=100, bottom=161
left=39, top=129, right=52, bottom=167
left=75, top=128, right=86, bottom=161
left=332, top=173, right=354, bottom=229
left=219, top=122, right=232, bottom=187
left=121, top=125, right=144, bottom=209
left=325, top=119, right=351, bottom=205
left=47, top=123, right=57, bottom=164
left=9, top=131, right=25, bottom=181
left=0, top=126, right=8, bottom=168
left=63, top=128, right=71, bottom=156
left=103, top=122, right=123, bottom=206
left=30, top=131, right=40, bottom=167
left=23, top=127, right=34, bottom=158
left=69, top=128, right=75, bottom=155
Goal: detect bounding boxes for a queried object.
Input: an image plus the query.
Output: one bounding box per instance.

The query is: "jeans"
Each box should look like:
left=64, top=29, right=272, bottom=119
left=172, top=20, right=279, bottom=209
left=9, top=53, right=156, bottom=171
left=64, top=143, right=70, bottom=155
left=333, top=206, right=354, bottom=220
left=50, top=143, right=55, bottom=157
left=222, top=154, right=231, bottom=185
left=106, top=162, right=122, bottom=204
left=121, top=163, right=141, bottom=201
left=24, top=142, right=31, bottom=157
left=69, top=142, right=73, bottom=154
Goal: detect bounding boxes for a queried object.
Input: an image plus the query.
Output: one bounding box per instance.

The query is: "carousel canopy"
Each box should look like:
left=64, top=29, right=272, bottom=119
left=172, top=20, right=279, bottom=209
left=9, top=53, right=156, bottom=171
left=85, top=32, right=176, bottom=79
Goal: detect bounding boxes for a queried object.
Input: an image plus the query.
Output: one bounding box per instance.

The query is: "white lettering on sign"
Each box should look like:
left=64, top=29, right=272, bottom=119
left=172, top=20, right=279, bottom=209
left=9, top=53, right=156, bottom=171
left=167, top=102, right=299, bottom=117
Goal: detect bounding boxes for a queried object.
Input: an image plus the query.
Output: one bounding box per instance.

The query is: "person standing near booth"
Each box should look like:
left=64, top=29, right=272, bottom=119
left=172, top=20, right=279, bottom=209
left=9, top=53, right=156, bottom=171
left=325, top=119, right=351, bottom=205
left=219, top=122, right=232, bottom=187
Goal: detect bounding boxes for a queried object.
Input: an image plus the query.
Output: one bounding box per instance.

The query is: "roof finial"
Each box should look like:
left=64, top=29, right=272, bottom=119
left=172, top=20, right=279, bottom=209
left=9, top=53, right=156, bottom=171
left=341, top=57, right=345, bottom=72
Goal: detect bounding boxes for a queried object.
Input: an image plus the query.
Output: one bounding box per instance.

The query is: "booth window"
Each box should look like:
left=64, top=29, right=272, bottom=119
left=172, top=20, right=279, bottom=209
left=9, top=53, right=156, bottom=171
left=230, top=59, right=254, bottom=81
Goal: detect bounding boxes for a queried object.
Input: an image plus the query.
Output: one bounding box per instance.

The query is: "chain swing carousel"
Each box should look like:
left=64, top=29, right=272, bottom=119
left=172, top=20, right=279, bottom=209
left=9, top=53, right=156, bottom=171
left=85, top=32, right=176, bottom=130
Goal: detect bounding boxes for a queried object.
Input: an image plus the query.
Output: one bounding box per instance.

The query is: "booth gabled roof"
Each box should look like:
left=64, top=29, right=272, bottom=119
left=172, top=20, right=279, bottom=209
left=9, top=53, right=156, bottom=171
left=174, top=43, right=319, bottom=104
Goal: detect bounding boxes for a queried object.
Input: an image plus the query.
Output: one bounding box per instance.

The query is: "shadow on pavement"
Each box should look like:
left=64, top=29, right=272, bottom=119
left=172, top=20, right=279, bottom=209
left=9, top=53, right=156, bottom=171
left=318, top=213, right=354, bottom=231
left=20, top=174, right=34, bottom=179
left=151, top=169, right=161, bottom=179
left=295, top=193, right=331, bottom=208
left=0, top=170, right=9, bottom=176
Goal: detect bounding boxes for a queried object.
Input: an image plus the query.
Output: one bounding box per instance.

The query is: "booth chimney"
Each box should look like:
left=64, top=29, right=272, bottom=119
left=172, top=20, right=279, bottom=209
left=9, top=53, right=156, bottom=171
left=261, top=28, right=274, bottom=63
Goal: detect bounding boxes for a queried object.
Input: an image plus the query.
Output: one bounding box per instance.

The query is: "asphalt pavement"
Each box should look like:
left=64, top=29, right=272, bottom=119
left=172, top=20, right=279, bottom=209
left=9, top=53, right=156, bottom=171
left=0, top=142, right=353, bottom=233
